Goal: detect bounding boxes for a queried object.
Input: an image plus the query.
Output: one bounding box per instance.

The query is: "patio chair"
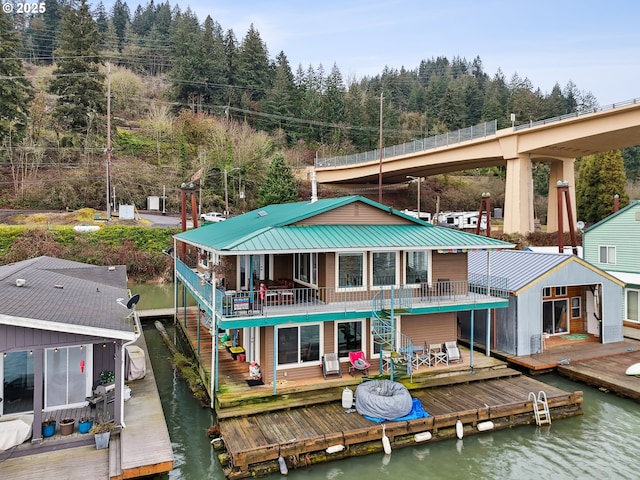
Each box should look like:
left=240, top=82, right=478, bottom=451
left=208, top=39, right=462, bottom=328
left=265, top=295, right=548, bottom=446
left=444, top=341, right=463, bottom=363
left=348, top=351, right=370, bottom=376
left=322, top=352, right=342, bottom=379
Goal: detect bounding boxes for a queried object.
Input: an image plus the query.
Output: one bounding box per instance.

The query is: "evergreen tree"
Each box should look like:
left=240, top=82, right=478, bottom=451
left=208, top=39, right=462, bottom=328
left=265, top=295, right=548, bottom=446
left=258, top=153, right=298, bottom=206
left=237, top=24, right=271, bottom=103
left=111, top=0, right=131, bottom=52
left=576, top=151, right=629, bottom=223
left=261, top=51, right=296, bottom=133
left=0, top=10, right=34, bottom=143
left=48, top=0, right=104, bottom=133
left=202, top=16, right=227, bottom=109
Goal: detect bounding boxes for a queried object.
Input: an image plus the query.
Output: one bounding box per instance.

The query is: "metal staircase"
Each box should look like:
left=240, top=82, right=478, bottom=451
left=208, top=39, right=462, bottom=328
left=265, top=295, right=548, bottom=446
left=371, top=290, right=414, bottom=381
left=528, top=390, right=551, bottom=426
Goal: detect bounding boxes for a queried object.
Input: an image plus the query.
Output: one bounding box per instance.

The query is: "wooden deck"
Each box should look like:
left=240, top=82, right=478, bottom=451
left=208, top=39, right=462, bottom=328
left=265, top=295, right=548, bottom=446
left=216, top=370, right=583, bottom=478
left=558, top=348, right=640, bottom=402
left=0, top=330, right=174, bottom=479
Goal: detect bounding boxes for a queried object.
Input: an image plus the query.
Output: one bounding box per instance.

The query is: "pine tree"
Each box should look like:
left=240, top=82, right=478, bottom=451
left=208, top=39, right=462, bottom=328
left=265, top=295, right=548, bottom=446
left=0, top=10, right=34, bottom=144
left=258, top=153, right=298, bottom=207
left=576, top=151, right=629, bottom=223
left=48, top=0, right=104, bottom=133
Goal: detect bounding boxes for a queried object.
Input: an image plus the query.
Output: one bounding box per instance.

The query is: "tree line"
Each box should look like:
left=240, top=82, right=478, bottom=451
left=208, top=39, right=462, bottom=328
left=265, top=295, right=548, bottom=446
left=0, top=0, right=638, bottom=223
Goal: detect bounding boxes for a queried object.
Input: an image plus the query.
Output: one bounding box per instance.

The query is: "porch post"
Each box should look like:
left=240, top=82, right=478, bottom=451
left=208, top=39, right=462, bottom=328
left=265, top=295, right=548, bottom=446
left=486, top=308, right=491, bottom=357
left=470, top=309, right=475, bottom=371
left=32, top=348, right=44, bottom=442
left=273, top=327, right=277, bottom=395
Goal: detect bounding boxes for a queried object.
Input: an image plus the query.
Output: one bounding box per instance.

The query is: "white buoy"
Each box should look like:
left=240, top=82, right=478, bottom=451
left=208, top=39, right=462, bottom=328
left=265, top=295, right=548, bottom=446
left=326, top=444, right=345, bottom=454
left=456, top=420, right=464, bottom=440
left=477, top=421, right=495, bottom=432
left=414, top=431, right=432, bottom=442
left=278, top=455, right=288, bottom=475
left=382, top=424, right=392, bottom=454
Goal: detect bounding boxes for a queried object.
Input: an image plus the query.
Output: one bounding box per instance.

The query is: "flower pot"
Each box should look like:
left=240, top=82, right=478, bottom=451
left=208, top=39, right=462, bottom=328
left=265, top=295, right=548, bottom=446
left=60, top=419, right=75, bottom=436
left=78, top=420, right=94, bottom=434
left=42, top=422, right=56, bottom=438
left=94, top=431, right=110, bottom=450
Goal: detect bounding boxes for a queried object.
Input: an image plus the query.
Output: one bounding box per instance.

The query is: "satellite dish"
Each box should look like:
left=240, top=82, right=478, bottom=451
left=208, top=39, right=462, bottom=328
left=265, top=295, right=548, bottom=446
left=116, top=294, right=141, bottom=319
left=577, top=221, right=585, bottom=230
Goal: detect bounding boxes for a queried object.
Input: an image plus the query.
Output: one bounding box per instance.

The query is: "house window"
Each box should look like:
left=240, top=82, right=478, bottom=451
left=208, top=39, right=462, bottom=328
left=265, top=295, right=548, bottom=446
left=372, top=252, right=397, bottom=287
left=1, top=351, right=34, bottom=415
left=406, top=251, right=429, bottom=284
left=543, top=287, right=551, bottom=298
left=295, top=252, right=317, bottom=286
left=337, top=253, right=365, bottom=289
left=555, top=286, right=567, bottom=296
left=627, top=290, right=639, bottom=322
left=599, top=246, right=616, bottom=265
left=571, top=296, right=581, bottom=318
left=336, top=320, right=364, bottom=358
left=277, top=324, right=320, bottom=365
left=44, top=346, right=89, bottom=409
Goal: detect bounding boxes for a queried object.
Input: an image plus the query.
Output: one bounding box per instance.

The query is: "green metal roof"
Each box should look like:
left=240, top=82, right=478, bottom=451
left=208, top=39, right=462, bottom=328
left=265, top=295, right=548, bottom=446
left=175, top=195, right=513, bottom=253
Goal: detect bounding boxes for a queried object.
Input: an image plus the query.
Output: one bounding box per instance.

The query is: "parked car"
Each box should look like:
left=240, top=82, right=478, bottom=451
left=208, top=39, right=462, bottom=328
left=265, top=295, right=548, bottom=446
left=200, top=212, right=225, bottom=223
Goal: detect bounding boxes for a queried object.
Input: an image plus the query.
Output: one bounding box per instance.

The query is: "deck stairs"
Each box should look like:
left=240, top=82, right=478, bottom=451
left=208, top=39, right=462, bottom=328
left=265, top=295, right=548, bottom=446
left=528, top=390, right=551, bottom=426
left=371, top=291, right=414, bottom=381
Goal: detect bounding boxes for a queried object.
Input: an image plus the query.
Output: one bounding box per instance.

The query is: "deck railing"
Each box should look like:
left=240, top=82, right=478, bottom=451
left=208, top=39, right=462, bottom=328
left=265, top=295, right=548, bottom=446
left=213, top=279, right=508, bottom=319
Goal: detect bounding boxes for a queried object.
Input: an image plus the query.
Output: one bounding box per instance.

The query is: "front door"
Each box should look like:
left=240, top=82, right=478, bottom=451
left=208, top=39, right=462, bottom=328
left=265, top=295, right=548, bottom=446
left=0, top=351, right=34, bottom=415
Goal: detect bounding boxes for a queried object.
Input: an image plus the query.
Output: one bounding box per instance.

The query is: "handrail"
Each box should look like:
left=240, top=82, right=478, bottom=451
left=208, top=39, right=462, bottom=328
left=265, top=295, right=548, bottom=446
left=513, top=97, right=640, bottom=131
left=316, top=120, right=497, bottom=168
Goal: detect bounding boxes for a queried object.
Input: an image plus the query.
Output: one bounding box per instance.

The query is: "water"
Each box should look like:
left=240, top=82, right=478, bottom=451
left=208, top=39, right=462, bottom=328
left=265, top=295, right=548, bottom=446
left=140, top=284, right=639, bottom=479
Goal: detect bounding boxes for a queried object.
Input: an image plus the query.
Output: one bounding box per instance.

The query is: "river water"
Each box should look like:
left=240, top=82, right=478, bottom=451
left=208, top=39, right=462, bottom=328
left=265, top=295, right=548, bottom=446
left=136, top=284, right=638, bottom=480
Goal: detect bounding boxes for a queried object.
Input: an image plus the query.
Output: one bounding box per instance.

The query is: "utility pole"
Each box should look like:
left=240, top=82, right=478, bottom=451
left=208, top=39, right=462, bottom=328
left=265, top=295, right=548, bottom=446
left=106, top=62, right=112, bottom=221
left=378, top=91, right=383, bottom=204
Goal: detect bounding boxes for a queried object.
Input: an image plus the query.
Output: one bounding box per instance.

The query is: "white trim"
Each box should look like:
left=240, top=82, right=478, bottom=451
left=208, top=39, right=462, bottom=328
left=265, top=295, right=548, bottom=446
left=274, top=322, right=323, bottom=368
left=370, top=251, right=400, bottom=289
left=0, top=314, right=136, bottom=341
left=335, top=252, right=367, bottom=292
left=334, top=319, right=366, bottom=361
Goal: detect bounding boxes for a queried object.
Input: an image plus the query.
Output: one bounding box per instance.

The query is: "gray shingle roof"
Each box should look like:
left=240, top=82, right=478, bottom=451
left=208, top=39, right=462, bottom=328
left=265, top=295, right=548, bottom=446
left=0, top=256, right=136, bottom=339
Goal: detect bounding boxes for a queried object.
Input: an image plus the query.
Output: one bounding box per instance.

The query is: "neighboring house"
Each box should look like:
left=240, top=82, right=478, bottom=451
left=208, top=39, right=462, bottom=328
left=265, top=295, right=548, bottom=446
left=524, top=246, right=584, bottom=258
left=460, top=250, right=624, bottom=357
left=172, top=195, right=514, bottom=399
left=0, top=256, right=138, bottom=445
left=583, top=200, right=640, bottom=338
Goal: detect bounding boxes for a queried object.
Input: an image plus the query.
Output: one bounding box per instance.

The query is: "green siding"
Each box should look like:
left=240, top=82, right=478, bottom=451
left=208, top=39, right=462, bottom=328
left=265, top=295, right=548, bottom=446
left=584, top=201, right=640, bottom=274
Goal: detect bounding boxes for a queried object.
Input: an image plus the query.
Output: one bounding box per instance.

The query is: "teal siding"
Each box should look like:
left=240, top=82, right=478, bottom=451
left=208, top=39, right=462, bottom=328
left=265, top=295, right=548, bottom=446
left=584, top=202, right=640, bottom=274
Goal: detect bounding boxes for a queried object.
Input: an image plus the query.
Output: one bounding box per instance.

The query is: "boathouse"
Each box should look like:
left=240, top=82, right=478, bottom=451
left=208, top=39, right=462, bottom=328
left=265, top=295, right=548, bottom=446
left=460, top=249, right=625, bottom=356
left=172, top=195, right=515, bottom=405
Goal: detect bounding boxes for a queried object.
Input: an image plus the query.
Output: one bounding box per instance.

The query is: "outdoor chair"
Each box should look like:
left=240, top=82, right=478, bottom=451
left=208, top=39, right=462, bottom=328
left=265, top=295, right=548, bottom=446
left=444, top=340, right=463, bottom=363
left=322, top=352, right=342, bottom=379
left=348, top=351, right=370, bottom=376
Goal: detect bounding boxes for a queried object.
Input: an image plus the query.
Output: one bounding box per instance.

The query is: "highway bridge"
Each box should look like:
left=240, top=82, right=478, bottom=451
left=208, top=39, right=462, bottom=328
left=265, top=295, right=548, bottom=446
left=314, top=98, right=640, bottom=234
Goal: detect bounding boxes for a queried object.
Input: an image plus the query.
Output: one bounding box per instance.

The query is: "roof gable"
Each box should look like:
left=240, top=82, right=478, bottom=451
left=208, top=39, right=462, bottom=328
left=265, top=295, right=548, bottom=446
left=176, top=196, right=513, bottom=253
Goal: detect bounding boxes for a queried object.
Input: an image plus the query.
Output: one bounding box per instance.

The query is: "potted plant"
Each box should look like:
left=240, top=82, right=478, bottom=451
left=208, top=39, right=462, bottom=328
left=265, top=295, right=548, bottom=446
left=78, top=416, right=94, bottom=434
left=41, top=417, right=56, bottom=438
left=90, top=422, right=116, bottom=450
left=59, top=418, right=75, bottom=436
left=99, top=370, right=115, bottom=385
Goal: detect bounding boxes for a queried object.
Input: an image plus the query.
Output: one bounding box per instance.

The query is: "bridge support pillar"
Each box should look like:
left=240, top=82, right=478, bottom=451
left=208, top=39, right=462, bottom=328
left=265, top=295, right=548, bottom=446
left=504, top=155, right=534, bottom=234
left=546, top=159, right=576, bottom=233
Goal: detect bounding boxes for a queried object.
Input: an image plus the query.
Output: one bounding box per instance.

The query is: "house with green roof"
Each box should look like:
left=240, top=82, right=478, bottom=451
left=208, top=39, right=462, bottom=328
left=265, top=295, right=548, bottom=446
left=173, top=195, right=514, bottom=399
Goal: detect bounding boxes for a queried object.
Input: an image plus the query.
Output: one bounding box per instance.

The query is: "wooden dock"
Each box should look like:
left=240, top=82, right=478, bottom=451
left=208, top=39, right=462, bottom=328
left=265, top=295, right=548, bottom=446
left=216, top=370, right=582, bottom=479
left=558, top=348, right=640, bottom=402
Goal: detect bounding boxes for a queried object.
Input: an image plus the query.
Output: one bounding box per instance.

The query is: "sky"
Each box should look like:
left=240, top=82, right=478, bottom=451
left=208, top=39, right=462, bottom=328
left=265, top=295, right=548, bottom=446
left=98, top=0, right=640, bottom=107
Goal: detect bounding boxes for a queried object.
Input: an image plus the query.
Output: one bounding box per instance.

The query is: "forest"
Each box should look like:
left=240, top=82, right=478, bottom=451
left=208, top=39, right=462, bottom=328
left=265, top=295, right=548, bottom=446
left=1, top=0, right=639, bottom=221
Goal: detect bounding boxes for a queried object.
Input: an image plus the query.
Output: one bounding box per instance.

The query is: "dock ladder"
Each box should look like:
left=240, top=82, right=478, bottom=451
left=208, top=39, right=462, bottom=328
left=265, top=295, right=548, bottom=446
left=528, top=390, right=551, bottom=426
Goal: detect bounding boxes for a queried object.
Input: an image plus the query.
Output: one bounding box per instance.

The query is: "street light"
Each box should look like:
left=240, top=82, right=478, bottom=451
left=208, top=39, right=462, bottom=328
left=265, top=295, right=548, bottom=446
left=224, top=167, right=240, bottom=217
left=406, top=175, right=421, bottom=218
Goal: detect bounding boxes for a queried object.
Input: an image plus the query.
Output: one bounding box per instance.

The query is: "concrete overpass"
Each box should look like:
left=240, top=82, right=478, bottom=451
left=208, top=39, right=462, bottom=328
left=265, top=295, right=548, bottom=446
left=314, top=99, right=640, bottom=234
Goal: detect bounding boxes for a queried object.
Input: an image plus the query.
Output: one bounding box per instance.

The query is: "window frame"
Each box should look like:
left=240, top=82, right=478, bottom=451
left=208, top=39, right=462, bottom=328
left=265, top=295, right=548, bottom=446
left=336, top=252, right=367, bottom=292
left=599, top=245, right=616, bottom=265
left=275, top=323, right=322, bottom=367
left=404, top=250, right=430, bottom=286
left=294, top=252, right=318, bottom=287
left=626, top=289, right=640, bottom=323
left=370, top=251, right=399, bottom=289
left=571, top=296, right=581, bottom=318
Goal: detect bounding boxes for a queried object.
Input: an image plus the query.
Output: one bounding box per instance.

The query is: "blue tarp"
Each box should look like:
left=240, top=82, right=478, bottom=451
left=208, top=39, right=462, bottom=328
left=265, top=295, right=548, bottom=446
left=364, top=398, right=430, bottom=423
